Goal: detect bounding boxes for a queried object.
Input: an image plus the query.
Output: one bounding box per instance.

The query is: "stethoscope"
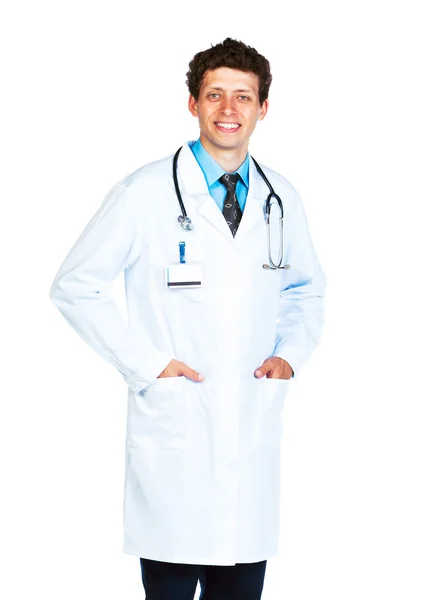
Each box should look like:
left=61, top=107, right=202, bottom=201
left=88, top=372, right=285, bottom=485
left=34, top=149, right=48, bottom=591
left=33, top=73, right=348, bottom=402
left=172, top=146, right=289, bottom=270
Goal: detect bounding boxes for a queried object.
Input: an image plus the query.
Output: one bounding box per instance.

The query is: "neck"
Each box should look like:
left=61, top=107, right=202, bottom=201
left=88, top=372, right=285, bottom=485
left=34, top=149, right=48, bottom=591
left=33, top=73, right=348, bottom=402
left=200, top=136, right=248, bottom=172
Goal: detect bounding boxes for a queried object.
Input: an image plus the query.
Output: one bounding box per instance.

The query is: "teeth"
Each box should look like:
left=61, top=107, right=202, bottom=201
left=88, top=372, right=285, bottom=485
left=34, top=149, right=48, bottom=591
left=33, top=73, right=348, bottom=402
left=217, top=123, right=239, bottom=129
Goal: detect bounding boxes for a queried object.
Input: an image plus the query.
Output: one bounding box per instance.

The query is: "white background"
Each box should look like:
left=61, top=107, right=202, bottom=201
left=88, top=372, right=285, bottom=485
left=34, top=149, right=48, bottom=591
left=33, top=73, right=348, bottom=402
left=1, top=0, right=428, bottom=598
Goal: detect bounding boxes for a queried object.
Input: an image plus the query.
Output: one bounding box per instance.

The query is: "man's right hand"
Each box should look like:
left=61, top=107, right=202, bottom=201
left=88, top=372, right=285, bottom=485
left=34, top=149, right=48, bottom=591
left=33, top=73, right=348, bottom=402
left=157, top=359, right=205, bottom=382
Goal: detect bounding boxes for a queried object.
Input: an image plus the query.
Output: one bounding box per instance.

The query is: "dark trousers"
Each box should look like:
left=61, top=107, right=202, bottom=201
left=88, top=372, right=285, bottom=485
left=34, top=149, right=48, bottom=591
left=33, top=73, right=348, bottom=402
left=140, top=557, right=267, bottom=600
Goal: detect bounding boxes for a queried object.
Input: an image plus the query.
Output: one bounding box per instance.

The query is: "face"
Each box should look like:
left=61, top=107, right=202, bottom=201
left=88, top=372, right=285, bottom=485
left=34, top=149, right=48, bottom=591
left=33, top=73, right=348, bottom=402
left=188, top=67, right=268, bottom=155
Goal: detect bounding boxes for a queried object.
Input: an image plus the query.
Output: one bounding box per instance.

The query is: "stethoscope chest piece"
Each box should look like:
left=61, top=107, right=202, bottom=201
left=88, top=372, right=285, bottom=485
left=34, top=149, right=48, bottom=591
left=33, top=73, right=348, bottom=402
left=178, top=215, right=194, bottom=231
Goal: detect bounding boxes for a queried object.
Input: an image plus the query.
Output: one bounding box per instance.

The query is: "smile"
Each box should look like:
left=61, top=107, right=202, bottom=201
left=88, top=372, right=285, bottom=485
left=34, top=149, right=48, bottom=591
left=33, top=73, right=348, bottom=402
left=215, top=122, right=241, bottom=131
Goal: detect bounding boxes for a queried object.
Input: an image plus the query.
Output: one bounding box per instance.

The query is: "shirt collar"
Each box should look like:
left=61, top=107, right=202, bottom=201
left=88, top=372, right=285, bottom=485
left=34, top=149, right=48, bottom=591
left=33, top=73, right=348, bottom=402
left=190, top=139, right=249, bottom=188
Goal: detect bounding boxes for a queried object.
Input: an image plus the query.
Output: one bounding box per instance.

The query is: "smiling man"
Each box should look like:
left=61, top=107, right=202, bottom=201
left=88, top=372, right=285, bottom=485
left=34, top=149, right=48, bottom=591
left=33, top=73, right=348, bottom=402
left=188, top=67, right=268, bottom=167
left=50, top=38, right=326, bottom=600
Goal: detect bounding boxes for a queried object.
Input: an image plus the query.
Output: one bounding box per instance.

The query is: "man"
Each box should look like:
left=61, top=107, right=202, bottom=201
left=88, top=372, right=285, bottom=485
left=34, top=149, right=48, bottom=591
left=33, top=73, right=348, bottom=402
left=50, top=38, right=326, bottom=600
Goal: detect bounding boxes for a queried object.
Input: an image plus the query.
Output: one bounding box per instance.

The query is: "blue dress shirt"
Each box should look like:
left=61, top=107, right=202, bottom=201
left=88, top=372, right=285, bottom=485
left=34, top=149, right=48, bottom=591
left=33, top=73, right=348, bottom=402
left=190, top=139, right=249, bottom=213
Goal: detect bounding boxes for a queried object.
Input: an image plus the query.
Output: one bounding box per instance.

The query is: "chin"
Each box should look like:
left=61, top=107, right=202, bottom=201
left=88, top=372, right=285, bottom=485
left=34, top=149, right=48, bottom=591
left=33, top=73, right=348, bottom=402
left=215, top=134, right=243, bottom=146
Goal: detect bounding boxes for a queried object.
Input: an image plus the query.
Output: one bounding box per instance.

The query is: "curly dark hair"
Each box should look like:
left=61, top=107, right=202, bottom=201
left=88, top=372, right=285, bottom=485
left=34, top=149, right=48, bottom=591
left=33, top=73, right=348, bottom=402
left=186, top=38, right=272, bottom=105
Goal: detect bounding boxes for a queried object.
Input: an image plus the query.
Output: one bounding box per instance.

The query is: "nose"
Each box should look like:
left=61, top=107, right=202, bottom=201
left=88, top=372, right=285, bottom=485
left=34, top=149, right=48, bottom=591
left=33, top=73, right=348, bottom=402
left=220, top=95, right=236, bottom=116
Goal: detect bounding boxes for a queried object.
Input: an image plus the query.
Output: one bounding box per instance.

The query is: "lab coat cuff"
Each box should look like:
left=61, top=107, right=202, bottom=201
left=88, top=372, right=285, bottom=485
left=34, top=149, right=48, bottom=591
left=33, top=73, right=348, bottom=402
left=272, top=345, right=305, bottom=379
left=123, top=350, right=174, bottom=395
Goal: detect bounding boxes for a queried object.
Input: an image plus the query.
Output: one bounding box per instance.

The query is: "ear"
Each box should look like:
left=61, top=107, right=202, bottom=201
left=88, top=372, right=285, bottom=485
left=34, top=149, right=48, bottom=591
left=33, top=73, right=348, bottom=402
left=188, top=94, right=198, bottom=117
left=258, top=99, right=269, bottom=121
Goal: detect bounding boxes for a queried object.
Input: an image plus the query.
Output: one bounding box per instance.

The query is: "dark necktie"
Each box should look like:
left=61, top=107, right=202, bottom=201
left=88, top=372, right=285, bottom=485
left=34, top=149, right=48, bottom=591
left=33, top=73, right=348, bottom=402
left=219, top=173, right=242, bottom=237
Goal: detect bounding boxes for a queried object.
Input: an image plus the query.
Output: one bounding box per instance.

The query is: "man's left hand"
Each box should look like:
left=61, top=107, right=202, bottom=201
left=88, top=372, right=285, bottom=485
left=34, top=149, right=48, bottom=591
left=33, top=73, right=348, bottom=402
left=254, top=357, right=293, bottom=380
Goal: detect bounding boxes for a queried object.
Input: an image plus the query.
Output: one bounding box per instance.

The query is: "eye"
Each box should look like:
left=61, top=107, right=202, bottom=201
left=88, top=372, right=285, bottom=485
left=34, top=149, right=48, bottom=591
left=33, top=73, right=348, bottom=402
left=208, top=93, right=220, bottom=99
left=238, top=95, right=250, bottom=101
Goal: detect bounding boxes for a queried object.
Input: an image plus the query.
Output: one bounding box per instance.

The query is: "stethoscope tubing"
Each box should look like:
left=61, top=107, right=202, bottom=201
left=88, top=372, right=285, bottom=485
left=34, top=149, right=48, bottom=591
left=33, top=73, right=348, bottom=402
left=173, top=147, right=188, bottom=219
left=173, top=146, right=287, bottom=268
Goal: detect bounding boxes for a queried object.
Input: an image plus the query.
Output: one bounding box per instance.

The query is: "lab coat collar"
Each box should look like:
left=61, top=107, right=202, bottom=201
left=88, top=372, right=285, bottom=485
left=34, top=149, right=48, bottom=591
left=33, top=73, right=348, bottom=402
left=178, top=142, right=266, bottom=200
left=176, top=142, right=267, bottom=245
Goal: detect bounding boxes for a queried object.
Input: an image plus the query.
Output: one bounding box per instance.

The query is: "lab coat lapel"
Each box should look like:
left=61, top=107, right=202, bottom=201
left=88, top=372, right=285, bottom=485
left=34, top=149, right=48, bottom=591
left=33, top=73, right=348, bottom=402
left=177, top=143, right=267, bottom=246
left=234, top=195, right=264, bottom=241
left=177, top=143, right=236, bottom=246
left=234, top=156, right=267, bottom=242
left=196, top=197, right=236, bottom=245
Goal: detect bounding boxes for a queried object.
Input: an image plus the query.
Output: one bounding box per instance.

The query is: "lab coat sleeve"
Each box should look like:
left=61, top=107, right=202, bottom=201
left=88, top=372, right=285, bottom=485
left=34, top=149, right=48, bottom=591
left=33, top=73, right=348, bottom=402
left=49, top=182, right=173, bottom=394
left=272, top=193, right=326, bottom=378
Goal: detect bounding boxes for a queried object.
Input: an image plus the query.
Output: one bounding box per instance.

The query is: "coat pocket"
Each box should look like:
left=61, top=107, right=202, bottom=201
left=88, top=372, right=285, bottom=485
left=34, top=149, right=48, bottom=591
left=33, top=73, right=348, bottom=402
left=258, top=377, right=290, bottom=447
left=126, top=376, right=190, bottom=450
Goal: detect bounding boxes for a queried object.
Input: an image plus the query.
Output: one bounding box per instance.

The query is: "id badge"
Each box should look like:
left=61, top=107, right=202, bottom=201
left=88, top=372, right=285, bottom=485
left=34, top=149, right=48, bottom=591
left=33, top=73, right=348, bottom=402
left=164, top=263, right=204, bottom=288
left=164, top=241, right=204, bottom=288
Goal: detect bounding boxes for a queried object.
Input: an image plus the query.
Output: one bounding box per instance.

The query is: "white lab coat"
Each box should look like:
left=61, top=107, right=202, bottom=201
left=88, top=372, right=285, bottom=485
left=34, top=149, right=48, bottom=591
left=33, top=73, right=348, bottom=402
left=50, top=141, right=326, bottom=566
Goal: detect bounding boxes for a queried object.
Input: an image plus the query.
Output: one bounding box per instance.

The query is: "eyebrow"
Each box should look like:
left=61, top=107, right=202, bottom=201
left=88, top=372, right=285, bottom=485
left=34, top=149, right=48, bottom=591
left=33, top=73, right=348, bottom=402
left=208, top=87, right=254, bottom=93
